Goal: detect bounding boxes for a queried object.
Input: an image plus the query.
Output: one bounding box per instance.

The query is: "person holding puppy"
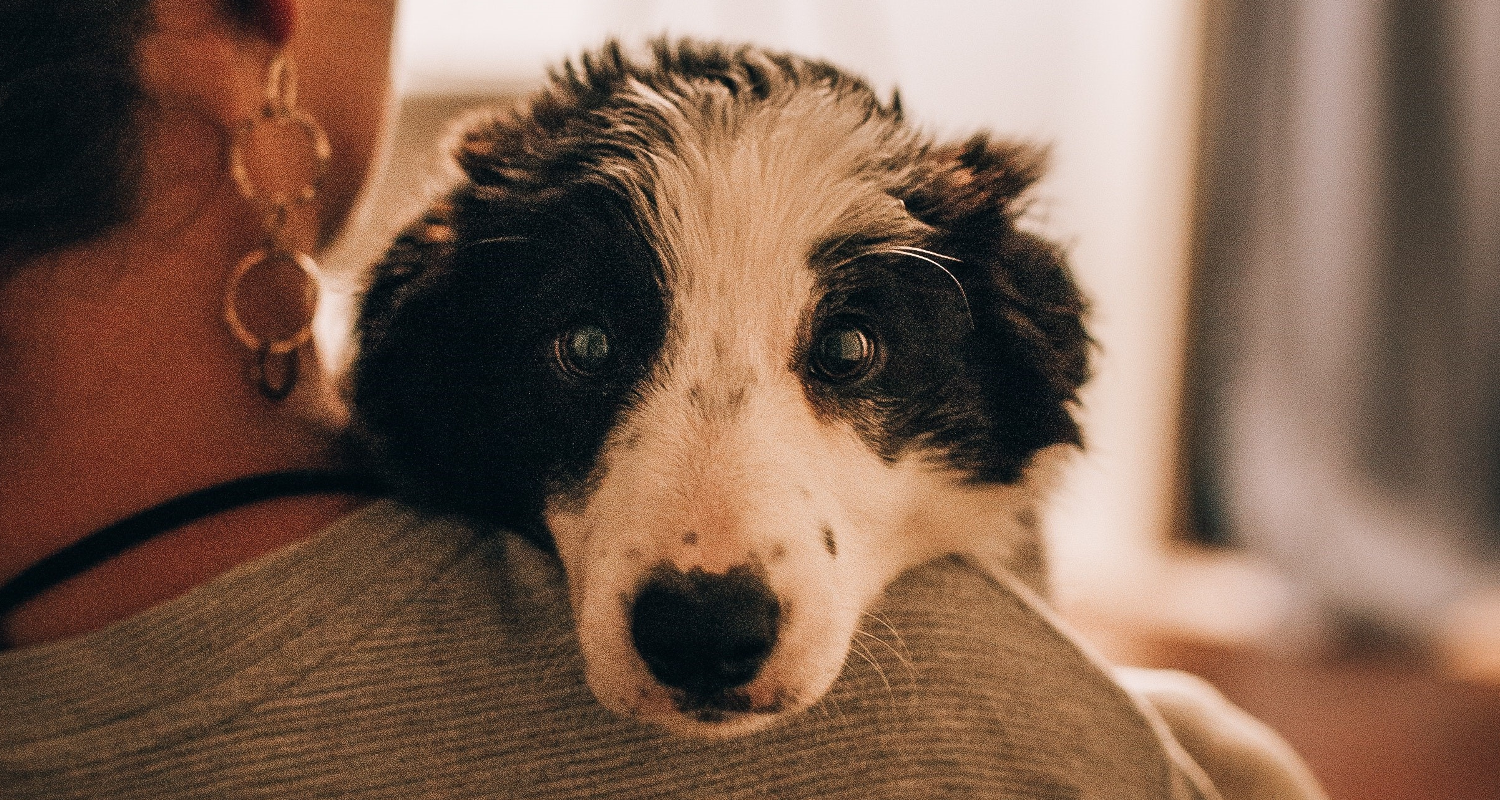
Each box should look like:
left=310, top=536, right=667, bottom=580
left=0, top=2, right=1319, bottom=798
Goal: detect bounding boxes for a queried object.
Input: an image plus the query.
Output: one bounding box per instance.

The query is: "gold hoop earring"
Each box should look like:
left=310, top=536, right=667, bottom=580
left=225, top=54, right=331, bottom=401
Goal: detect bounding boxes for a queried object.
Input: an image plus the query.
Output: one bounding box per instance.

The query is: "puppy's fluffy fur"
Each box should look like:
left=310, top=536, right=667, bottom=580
left=351, top=39, right=1089, bottom=737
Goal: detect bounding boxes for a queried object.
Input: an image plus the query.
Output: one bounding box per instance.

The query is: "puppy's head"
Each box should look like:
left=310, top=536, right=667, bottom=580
left=352, top=39, right=1088, bottom=737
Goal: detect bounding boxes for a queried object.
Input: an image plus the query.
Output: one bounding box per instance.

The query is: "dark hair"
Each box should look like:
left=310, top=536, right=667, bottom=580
left=0, top=2, right=153, bottom=270
left=0, top=1, right=265, bottom=274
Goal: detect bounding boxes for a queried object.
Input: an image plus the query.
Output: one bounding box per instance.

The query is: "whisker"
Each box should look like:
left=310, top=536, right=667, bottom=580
left=856, top=628, right=915, bottom=684
left=889, top=245, right=961, bottom=262
left=864, top=610, right=909, bottom=651
left=872, top=248, right=975, bottom=330
left=456, top=235, right=529, bottom=252
left=861, top=612, right=915, bottom=674
left=855, top=627, right=914, bottom=679
left=850, top=637, right=895, bottom=701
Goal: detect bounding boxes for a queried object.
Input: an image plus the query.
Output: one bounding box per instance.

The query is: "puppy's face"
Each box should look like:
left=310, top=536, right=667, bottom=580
left=353, top=41, right=1088, bottom=737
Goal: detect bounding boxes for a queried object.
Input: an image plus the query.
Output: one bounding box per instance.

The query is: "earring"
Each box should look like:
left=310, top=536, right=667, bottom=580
left=224, top=54, right=331, bottom=401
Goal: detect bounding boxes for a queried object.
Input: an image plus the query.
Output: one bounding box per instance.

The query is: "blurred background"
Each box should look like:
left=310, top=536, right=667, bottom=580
left=319, top=2, right=1500, bottom=797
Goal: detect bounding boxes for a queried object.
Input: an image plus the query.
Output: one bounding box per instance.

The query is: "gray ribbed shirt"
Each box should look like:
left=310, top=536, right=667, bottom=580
left=1, top=502, right=1216, bottom=799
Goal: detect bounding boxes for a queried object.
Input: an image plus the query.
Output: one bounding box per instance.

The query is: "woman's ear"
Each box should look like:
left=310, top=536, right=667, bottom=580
left=240, top=0, right=298, bottom=48
left=135, top=0, right=300, bottom=129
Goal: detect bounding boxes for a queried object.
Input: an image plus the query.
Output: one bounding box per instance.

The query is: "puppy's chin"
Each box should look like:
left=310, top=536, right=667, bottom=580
left=591, top=671, right=816, bottom=739
left=630, top=698, right=787, bottom=740
left=651, top=712, right=783, bottom=740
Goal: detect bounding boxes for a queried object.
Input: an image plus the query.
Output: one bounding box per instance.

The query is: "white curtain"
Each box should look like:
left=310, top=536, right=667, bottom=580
left=1188, top=0, right=1500, bottom=636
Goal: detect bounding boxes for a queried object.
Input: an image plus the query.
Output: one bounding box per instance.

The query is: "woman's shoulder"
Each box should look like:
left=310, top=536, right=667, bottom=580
left=1, top=504, right=1215, bottom=799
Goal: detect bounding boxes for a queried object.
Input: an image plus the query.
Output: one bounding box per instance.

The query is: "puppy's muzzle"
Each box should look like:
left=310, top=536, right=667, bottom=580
left=630, top=564, right=780, bottom=701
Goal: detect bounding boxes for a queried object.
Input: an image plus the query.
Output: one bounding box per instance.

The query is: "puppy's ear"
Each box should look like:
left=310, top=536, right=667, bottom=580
left=444, top=40, right=633, bottom=203
left=901, top=134, right=1047, bottom=234
left=900, top=134, right=1091, bottom=466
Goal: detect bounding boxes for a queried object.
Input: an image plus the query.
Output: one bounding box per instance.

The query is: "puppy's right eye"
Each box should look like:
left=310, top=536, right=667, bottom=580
left=554, top=323, right=613, bottom=377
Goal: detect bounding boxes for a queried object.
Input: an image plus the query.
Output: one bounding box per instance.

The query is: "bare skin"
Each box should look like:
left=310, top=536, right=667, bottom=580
left=0, top=0, right=397, bottom=647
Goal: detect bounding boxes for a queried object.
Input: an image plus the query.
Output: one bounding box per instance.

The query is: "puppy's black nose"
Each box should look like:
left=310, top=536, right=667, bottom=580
left=630, top=564, right=780, bottom=697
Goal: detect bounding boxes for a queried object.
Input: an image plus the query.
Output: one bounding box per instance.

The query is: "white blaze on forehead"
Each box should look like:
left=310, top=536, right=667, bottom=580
left=607, top=76, right=926, bottom=387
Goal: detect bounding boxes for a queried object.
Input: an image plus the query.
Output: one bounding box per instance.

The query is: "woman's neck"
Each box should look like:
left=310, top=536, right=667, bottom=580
left=0, top=116, right=361, bottom=648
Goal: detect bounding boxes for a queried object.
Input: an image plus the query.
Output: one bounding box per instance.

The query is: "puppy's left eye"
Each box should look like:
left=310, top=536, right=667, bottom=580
left=811, top=321, right=880, bottom=383
left=555, top=323, right=613, bottom=377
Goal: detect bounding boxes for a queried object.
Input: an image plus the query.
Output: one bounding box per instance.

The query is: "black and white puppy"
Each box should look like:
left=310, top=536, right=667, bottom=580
left=351, top=39, right=1089, bottom=738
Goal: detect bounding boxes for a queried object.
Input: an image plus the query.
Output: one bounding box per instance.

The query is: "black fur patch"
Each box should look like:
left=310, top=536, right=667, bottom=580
left=909, top=138, right=1091, bottom=481
left=352, top=185, right=666, bottom=535
left=802, top=137, right=1090, bottom=484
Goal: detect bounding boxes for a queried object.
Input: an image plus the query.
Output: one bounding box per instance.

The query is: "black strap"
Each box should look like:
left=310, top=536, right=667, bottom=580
left=0, top=470, right=387, bottom=619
